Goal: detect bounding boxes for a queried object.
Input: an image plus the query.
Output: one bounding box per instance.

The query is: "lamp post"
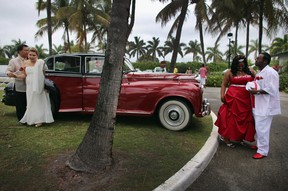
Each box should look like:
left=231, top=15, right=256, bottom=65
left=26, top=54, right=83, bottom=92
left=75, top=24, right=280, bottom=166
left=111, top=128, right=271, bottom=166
left=227, top=33, right=233, bottom=68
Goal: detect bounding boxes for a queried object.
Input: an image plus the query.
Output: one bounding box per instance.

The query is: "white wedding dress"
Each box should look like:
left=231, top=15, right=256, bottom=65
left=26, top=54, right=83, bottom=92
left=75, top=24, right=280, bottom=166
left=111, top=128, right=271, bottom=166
left=20, top=61, right=54, bottom=125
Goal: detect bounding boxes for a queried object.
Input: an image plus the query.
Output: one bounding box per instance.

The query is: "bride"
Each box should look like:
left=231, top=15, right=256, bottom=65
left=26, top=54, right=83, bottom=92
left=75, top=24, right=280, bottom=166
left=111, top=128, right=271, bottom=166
left=13, top=47, right=54, bottom=127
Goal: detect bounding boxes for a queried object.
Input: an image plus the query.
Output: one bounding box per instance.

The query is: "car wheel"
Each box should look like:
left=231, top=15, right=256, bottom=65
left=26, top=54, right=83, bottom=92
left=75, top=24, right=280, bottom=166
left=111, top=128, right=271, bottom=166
left=158, top=99, right=192, bottom=131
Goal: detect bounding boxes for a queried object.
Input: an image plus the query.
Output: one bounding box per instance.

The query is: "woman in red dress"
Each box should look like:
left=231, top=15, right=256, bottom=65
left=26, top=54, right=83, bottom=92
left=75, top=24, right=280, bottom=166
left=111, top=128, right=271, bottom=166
left=215, top=55, right=256, bottom=147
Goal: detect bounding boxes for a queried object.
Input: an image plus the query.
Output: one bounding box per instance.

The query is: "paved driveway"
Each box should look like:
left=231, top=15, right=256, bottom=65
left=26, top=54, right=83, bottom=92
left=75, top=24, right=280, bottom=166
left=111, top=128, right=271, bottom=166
left=187, top=87, right=288, bottom=191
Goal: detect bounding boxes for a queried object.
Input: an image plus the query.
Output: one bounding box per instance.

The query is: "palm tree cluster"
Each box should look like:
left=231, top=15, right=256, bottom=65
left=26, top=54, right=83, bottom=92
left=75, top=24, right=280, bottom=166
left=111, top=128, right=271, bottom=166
left=126, top=36, right=191, bottom=62
left=126, top=34, right=286, bottom=64
left=0, top=38, right=71, bottom=59
left=270, top=34, right=288, bottom=55
left=1, top=0, right=288, bottom=64
left=35, top=0, right=111, bottom=55
left=154, top=0, right=288, bottom=71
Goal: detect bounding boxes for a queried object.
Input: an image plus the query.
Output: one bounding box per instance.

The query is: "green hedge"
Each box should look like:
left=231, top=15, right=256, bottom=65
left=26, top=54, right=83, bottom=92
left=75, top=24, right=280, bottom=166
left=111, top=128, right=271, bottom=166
left=132, top=61, right=228, bottom=74
left=0, top=57, right=9, bottom=65
left=206, top=72, right=288, bottom=93
left=206, top=74, right=223, bottom=87
left=279, top=74, right=288, bottom=93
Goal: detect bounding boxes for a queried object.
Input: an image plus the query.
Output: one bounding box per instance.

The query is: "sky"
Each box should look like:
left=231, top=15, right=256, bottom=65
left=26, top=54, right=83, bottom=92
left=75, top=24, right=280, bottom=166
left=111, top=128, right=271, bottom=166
left=0, top=0, right=287, bottom=62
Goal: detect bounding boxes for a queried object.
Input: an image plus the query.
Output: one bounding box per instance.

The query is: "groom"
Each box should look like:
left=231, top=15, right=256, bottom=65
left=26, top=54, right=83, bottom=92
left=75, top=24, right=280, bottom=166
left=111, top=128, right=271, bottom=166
left=249, top=52, right=281, bottom=159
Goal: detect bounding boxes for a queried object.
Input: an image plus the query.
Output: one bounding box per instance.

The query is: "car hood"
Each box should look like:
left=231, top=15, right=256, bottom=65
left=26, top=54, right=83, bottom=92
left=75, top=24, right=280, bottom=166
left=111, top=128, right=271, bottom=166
left=126, top=72, right=199, bottom=83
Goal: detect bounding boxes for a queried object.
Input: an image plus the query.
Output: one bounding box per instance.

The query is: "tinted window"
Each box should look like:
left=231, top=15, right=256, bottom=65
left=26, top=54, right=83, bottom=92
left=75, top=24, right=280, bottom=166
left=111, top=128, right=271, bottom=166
left=55, top=56, right=81, bottom=73
left=45, top=56, right=81, bottom=73
left=46, top=57, right=54, bottom=70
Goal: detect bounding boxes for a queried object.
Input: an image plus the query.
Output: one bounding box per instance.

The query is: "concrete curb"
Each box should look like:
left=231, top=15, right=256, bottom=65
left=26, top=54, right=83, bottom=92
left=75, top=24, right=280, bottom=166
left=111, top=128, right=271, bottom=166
left=153, top=112, right=219, bottom=191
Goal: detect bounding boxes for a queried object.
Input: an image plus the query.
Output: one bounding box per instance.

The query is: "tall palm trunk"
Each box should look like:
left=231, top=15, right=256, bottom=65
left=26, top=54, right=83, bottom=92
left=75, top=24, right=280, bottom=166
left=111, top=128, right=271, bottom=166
left=47, top=0, right=52, bottom=55
left=258, top=0, right=264, bottom=53
left=169, top=0, right=188, bottom=72
left=234, top=24, right=239, bottom=56
left=245, top=20, right=250, bottom=58
left=198, top=21, right=206, bottom=65
left=64, top=22, right=71, bottom=53
left=67, top=0, right=131, bottom=173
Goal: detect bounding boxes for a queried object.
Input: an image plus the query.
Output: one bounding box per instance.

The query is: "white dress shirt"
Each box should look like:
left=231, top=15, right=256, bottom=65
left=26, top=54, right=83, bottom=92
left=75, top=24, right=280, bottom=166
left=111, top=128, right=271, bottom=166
left=254, top=65, right=281, bottom=116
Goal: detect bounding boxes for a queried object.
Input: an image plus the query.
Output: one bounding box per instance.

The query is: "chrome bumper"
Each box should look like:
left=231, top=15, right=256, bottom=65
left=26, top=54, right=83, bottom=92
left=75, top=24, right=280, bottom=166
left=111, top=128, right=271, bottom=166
left=201, top=98, right=211, bottom=116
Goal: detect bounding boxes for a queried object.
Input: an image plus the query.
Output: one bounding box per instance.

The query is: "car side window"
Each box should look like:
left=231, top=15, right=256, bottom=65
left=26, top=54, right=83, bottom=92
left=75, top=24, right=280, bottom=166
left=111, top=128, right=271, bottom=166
left=46, top=57, right=54, bottom=70
left=54, top=56, right=81, bottom=73
left=85, top=57, right=104, bottom=74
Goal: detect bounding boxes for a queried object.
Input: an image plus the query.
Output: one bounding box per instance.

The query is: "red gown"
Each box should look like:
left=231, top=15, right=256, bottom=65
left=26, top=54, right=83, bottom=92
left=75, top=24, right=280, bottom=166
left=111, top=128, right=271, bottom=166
left=215, top=75, right=255, bottom=142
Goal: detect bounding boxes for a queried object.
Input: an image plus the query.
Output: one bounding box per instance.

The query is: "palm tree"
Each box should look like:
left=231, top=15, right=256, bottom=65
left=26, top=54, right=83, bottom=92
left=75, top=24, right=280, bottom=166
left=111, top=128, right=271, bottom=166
left=2, top=45, right=15, bottom=59
left=205, top=42, right=223, bottom=64
left=53, top=0, right=74, bottom=53
left=194, top=0, right=211, bottom=65
left=3, top=39, right=27, bottom=58
left=36, top=0, right=53, bottom=55
left=256, top=0, right=288, bottom=53
left=270, top=34, right=288, bottom=55
left=241, top=0, right=259, bottom=57
left=184, top=40, right=201, bottom=61
left=35, top=0, right=72, bottom=53
left=248, top=39, right=269, bottom=59
left=224, top=43, right=245, bottom=62
left=0, top=46, right=5, bottom=58
left=146, top=37, right=163, bottom=61
left=67, top=0, right=91, bottom=51
left=156, top=0, right=190, bottom=72
left=35, top=44, right=49, bottom=59
left=89, top=0, right=111, bottom=46
left=95, top=40, right=107, bottom=53
left=209, top=0, right=247, bottom=56
left=52, top=44, right=65, bottom=54
left=248, top=39, right=260, bottom=60
left=163, top=37, right=185, bottom=61
left=127, top=36, right=147, bottom=61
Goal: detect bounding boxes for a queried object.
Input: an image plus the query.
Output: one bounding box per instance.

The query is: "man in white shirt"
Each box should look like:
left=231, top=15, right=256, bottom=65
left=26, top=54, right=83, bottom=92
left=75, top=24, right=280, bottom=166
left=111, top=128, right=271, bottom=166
left=6, top=44, right=29, bottom=121
left=249, top=52, right=281, bottom=159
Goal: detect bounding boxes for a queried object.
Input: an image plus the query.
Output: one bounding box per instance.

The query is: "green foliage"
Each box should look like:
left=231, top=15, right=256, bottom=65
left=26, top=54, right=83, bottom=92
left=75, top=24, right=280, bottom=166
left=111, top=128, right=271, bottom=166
left=206, top=62, right=227, bottom=72
left=0, top=57, right=9, bottom=65
left=206, top=73, right=223, bottom=87
left=279, top=74, right=288, bottom=93
left=279, top=60, right=288, bottom=93
left=132, top=61, right=160, bottom=71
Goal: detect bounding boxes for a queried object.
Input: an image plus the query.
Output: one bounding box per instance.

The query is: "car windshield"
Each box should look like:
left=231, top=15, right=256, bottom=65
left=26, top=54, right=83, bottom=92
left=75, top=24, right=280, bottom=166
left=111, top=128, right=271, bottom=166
left=123, top=58, right=135, bottom=73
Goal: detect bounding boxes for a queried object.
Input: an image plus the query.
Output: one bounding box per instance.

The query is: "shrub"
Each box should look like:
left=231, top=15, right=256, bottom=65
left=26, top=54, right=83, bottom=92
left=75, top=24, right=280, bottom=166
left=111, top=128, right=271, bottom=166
left=0, top=57, right=9, bottom=65
left=279, top=74, right=288, bottom=92
left=206, top=74, right=223, bottom=87
left=132, top=61, right=160, bottom=71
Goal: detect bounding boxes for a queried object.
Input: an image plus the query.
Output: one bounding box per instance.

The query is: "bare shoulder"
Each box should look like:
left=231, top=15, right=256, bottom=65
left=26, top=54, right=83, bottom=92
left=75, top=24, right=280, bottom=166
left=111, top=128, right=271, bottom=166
left=224, top=69, right=232, bottom=76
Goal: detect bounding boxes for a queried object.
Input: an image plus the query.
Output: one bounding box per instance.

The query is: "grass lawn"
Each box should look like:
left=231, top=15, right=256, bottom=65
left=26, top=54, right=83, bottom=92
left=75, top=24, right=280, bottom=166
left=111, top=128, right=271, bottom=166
left=0, top=90, right=213, bottom=191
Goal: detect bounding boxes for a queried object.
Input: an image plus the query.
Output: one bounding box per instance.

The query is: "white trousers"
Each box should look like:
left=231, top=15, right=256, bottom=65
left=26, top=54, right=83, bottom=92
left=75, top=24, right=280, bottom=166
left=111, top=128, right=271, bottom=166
left=253, top=114, right=273, bottom=156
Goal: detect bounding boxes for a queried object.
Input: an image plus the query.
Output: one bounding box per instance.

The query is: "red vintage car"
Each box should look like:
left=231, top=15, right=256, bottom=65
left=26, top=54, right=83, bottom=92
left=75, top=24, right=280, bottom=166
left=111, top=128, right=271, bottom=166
left=2, top=53, right=210, bottom=131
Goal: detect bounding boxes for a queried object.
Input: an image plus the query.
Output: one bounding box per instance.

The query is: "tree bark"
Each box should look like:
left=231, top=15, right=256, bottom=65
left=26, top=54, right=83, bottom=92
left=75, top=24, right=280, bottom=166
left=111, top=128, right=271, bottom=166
left=47, top=0, right=53, bottom=55
left=258, top=0, right=264, bottom=54
left=67, top=0, right=131, bottom=173
left=198, top=21, right=206, bottom=65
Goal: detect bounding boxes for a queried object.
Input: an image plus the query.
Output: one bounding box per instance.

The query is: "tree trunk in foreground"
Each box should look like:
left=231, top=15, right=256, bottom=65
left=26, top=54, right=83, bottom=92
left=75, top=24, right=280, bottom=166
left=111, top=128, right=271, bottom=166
left=67, top=0, right=131, bottom=173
